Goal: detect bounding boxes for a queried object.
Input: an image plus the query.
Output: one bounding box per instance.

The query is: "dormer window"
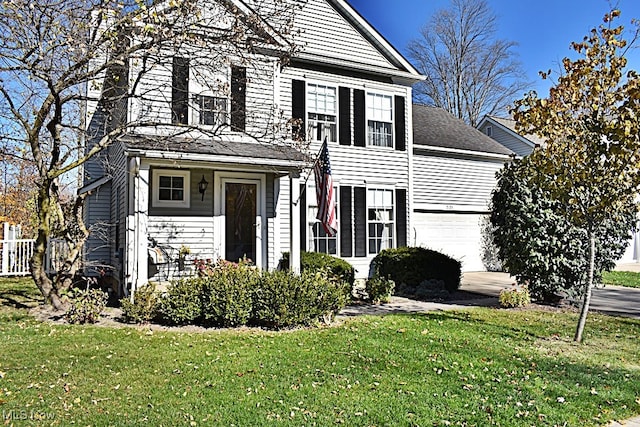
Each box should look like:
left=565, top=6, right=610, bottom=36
left=486, top=125, right=493, bottom=137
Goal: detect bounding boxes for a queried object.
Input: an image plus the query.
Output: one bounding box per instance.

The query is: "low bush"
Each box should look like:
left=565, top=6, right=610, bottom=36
left=156, top=278, right=205, bottom=325
left=119, top=283, right=158, bottom=324
left=201, top=259, right=260, bottom=327
left=499, top=285, right=531, bottom=308
left=365, top=276, right=395, bottom=303
left=252, top=269, right=349, bottom=329
left=279, top=251, right=355, bottom=290
left=65, top=287, right=108, bottom=324
left=370, top=247, right=462, bottom=293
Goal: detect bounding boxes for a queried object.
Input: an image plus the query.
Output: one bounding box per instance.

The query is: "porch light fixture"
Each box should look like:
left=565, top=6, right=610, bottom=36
left=198, top=175, right=209, bottom=201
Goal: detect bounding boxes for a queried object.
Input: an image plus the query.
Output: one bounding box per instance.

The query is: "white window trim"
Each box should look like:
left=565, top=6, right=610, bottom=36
left=307, top=183, right=339, bottom=255
left=192, top=94, right=228, bottom=127
left=189, top=66, right=231, bottom=128
left=306, top=81, right=338, bottom=143
left=152, top=169, right=191, bottom=208
left=366, top=186, right=395, bottom=254
left=365, top=91, right=394, bottom=148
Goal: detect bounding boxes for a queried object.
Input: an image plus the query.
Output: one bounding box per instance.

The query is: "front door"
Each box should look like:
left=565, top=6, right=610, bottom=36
left=215, top=172, right=265, bottom=268
left=224, top=182, right=257, bottom=263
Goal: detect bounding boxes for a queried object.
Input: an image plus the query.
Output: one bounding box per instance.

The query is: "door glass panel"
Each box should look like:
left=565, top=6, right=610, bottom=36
left=225, top=183, right=257, bottom=263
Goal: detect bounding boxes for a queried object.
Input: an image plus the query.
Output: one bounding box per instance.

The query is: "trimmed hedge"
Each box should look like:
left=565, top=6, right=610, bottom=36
left=156, top=278, right=205, bottom=325
left=279, top=251, right=355, bottom=290
left=370, top=247, right=461, bottom=293
left=252, top=269, right=349, bottom=329
left=127, top=258, right=350, bottom=329
left=120, top=283, right=158, bottom=324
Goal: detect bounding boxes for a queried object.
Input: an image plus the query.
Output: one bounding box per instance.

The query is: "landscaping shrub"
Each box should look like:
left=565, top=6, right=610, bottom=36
left=365, top=276, right=395, bottom=303
left=491, top=155, right=635, bottom=302
left=252, top=269, right=349, bottom=329
left=499, top=285, right=531, bottom=308
left=279, top=251, right=355, bottom=290
left=156, top=278, right=205, bottom=325
left=119, top=283, right=158, bottom=324
left=370, top=247, right=461, bottom=294
left=65, top=287, right=108, bottom=324
left=201, top=259, right=260, bottom=327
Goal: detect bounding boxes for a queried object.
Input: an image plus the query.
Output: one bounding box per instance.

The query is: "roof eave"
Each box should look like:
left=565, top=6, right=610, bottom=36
left=413, top=144, right=514, bottom=161
left=124, top=147, right=306, bottom=170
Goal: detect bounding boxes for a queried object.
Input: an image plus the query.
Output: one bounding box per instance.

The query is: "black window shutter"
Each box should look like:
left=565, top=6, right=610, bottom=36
left=395, top=188, right=407, bottom=247
left=339, top=87, right=351, bottom=146
left=292, top=80, right=306, bottom=141
left=354, top=186, right=366, bottom=257
left=300, top=183, right=307, bottom=251
left=339, top=186, right=353, bottom=257
left=353, top=89, right=365, bottom=147
left=394, top=95, right=406, bottom=151
left=231, top=66, right=246, bottom=132
left=172, top=57, right=189, bottom=125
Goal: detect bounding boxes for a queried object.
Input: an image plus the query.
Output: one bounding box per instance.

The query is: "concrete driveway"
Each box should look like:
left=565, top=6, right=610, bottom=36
left=461, top=271, right=640, bottom=320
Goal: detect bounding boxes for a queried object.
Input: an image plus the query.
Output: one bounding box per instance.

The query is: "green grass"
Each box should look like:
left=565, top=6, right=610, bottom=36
left=1, top=277, right=639, bottom=426
left=602, top=270, right=640, bottom=289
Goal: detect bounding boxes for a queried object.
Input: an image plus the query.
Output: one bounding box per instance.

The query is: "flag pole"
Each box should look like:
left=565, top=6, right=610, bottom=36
left=292, top=137, right=326, bottom=206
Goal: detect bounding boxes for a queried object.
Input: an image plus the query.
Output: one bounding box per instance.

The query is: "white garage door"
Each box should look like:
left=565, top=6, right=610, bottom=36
left=413, top=212, right=486, bottom=272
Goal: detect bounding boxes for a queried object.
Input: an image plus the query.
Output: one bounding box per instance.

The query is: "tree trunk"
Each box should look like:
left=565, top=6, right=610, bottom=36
left=574, top=232, right=595, bottom=342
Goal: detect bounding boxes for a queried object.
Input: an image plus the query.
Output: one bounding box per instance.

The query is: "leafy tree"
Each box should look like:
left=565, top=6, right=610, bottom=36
left=0, top=0, right=297, bottom=310
left=407, top=0, right=529, bottom=126
left=511, top=9, right=640, bottom=342
left=491, top=152, right=635, bottom=302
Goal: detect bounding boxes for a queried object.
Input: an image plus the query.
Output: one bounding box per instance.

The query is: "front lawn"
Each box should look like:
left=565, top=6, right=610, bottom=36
left=1, top=277, right=639, bottom=426
left=602, top=270, right=640, bottom=289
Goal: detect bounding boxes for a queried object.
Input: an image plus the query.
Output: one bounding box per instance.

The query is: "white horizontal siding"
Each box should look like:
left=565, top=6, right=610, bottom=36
left=293, top=0, right=394, bottom=69
left=148, top=216, right=216, bottom=261
left=413, top=154, right=505, bottom=209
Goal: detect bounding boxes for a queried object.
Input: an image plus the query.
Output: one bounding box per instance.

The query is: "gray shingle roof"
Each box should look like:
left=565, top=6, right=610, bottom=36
left=413, top=105, right=513, bottom=156
left=120, top=134, right=306, bottom=163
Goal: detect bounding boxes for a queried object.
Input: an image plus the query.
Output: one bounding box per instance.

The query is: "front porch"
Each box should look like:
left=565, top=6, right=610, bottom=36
left=120, top=137, right=306, bottom=298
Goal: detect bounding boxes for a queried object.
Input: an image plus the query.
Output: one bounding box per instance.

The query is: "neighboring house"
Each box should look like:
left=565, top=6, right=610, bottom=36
left=82, top=0, right=424, bottom=294
left=477, top=115, right=542, bottom=157
left=478, top=115, right=640, bottom=265
left=412, top=106, right=513, bottom=271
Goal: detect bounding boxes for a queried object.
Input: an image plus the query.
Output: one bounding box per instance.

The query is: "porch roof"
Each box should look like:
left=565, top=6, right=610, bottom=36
left=121, top=134, right=307, bottom=169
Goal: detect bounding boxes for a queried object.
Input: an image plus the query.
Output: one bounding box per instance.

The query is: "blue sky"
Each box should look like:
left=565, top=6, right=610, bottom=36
left=347, top=0, right=640, bottom=95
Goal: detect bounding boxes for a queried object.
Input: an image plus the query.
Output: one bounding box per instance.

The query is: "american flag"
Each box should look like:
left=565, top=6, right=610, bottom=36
left=314, top=138, right=337, bottom=236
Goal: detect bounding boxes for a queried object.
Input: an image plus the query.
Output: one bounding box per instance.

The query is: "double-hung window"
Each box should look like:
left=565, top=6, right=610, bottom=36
left=152, top=169, right=190, bottom=208
left=308, top=186, right=338, bottom=255
left=195, top=95, right=227, bottom=127
left=367, top=188, right=394, bottom=254
left=366, top=93, right=393, bottom=147
left=307, top=83, right=337, bottom=142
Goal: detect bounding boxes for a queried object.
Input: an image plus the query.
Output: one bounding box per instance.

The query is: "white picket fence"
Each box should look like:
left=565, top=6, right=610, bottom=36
left=0, top=223, right=67, bottom=276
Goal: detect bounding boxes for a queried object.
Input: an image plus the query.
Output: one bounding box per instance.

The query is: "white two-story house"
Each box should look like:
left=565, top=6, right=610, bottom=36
left=82, top=0, right=424, bottom=294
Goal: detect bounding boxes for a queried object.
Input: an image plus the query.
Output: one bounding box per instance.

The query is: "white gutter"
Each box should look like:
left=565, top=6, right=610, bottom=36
left=123, top=149, right=306, bottom=169
left=413, top=144, right=513, bottom=161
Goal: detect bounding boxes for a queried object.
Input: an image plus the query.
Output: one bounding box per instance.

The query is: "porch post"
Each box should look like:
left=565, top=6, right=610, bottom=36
left=289, top=171, right=301, bottom=274
left=129, top=159, right=149, bottom=301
